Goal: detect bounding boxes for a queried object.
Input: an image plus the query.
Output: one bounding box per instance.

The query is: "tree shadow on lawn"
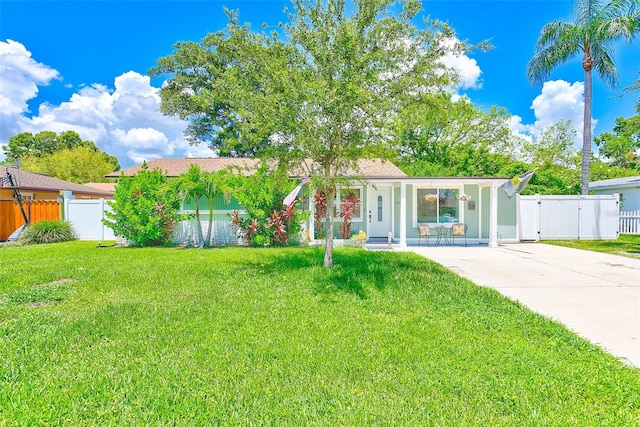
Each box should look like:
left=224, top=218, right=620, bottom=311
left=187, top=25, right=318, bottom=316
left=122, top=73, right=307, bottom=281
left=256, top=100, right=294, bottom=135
left=250, top=247, right=424, bottom=300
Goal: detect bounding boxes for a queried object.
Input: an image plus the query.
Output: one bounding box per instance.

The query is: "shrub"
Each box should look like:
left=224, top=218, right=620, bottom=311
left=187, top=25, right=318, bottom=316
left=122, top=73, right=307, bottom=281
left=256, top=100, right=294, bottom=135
left=19, top=220, right=76, bottom=245
left=103, top=162, right=180, bottom=246
left=226, top=162, right=308, bottom=246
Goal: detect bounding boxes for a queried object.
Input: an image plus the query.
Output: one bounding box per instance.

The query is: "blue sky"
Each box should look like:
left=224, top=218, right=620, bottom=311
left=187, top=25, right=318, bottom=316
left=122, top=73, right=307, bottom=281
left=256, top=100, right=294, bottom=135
left=1, top=0, right=638, bottom=168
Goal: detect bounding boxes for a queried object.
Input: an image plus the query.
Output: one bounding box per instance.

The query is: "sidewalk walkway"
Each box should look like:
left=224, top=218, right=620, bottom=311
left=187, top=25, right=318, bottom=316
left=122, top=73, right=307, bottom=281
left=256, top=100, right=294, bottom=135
left=405, top=243, right=640, bottom=368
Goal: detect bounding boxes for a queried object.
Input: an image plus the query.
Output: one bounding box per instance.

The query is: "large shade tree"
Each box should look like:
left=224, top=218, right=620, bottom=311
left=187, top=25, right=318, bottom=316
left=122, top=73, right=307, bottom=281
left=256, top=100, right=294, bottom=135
left=395, top=93, right=518, bottom=177
left=527, top=0, right=639, bottom=194
left=3, top=130, right=120, bottom=183
left=151, top=0, right=466, bottom=267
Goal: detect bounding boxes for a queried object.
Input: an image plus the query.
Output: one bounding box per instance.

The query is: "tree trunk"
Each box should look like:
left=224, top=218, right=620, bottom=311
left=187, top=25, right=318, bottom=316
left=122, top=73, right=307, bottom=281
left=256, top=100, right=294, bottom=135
left=323, top=184, right=336, bottom=268
left=581, top=64, right=593, bottom=195
left=206, top=199, right=214, bottom=247
left=194, top=199, right=204, bottom=247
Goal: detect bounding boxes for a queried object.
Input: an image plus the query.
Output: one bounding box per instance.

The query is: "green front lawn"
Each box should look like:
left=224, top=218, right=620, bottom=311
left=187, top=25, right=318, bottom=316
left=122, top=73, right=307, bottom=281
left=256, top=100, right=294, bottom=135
left=1, top=242, right=638, bottom=425
left=545, top=234, right=640, bottom=259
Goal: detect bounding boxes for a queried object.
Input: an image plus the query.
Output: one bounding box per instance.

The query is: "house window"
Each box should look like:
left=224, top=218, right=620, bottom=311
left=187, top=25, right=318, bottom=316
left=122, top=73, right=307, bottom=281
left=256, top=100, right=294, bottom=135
left=334, top=187, right=363, bottom=222
left=377, top=195, right=383, bottom=221
left=416, top=188, right=459, bottom=224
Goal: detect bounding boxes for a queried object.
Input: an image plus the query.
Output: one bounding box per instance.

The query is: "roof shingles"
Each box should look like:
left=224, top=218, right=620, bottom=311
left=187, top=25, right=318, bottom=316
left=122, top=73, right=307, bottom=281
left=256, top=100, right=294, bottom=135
left=107, top=158, right=407, bottom=179
left=2, top=167, right=114, bottom=197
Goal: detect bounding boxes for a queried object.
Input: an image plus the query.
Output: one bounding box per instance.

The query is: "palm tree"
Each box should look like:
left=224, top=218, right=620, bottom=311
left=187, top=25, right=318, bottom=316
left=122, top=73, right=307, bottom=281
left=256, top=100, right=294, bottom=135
left=527, top=0, right=639, bottom=194
left=201, top=170, right=229, bottom=246
left=173, top=164, right=207, bottom=246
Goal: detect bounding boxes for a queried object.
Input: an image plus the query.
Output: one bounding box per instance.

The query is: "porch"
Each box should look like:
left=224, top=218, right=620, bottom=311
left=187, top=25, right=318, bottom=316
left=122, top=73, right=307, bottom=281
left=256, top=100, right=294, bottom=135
left=307, top=177, right=515, bottom=249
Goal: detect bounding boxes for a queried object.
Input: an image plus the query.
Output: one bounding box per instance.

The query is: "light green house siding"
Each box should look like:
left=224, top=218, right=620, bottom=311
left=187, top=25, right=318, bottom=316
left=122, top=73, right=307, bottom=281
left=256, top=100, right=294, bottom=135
left=181, top=193, right=243, bottom=212
left=463, top=184, right=480, bottom=238
left=498, top=189, right=517, bottom=239
left=481, top=187, right=490, bottom=239
left=479, top=186, right=517, bottom=240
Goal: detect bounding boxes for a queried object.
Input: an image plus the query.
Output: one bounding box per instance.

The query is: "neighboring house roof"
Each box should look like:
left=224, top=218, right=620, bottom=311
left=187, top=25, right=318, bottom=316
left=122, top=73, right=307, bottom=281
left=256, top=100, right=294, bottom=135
left=106, top=158, right=408, bottom=179
left=1, top=167, right=114, bottom=197
left=588, top=176, right=640, bottom=191
left=83, top=182, right=116, bottom=193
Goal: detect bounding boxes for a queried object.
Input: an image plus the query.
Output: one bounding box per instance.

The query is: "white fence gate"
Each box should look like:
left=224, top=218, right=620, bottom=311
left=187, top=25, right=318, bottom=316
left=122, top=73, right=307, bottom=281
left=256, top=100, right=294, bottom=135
left=620, top=210, right=640, bottom=234
left=64, top=199, right=116, bottom=241
left=519, top=194, right=619, bottom=241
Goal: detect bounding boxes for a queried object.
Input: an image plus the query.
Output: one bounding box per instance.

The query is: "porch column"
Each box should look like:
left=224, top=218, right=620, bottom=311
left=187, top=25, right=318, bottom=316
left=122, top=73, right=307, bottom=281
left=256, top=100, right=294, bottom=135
left=399, top=181, right=407, bottom=248
left=308, top=191, right=315, bottom=241
left=489, top=183, right=499, bottom=248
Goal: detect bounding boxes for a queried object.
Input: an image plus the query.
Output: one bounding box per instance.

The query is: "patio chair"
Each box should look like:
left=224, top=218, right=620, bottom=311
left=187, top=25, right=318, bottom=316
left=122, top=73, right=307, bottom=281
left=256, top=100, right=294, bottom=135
left=451, top=223, right=468, bottom=246
left=418, top=225, right=432, bottom=246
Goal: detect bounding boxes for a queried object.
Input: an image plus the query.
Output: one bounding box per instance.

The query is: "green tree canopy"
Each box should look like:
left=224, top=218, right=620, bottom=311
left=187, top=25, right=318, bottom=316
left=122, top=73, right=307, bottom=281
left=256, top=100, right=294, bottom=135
left=5, top=130, right=91, bottom=159
left=594, top=115, right=640, bottom=171
left=151, top=0, right=469, bottom=267
left=395, top=95, right=517, bottom=177
left=20, top=146, right=120, bottom=184
left=3, top=130, right=120, bottom=183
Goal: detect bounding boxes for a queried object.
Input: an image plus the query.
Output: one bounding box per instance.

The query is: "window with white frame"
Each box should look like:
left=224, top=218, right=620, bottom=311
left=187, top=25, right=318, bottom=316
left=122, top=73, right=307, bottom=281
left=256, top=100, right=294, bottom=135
left=415, top=188, right=460, bottom=224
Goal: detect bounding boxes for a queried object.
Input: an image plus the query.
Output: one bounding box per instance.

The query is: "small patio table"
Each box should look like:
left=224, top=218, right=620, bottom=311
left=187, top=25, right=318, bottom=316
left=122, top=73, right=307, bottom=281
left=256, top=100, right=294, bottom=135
left=434, top=224, right=452, bottom=246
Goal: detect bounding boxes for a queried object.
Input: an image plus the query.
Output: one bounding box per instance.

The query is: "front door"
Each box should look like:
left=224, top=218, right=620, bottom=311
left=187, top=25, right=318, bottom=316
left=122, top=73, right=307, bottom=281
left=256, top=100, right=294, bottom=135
left=367, top=186, right=392, bottom=238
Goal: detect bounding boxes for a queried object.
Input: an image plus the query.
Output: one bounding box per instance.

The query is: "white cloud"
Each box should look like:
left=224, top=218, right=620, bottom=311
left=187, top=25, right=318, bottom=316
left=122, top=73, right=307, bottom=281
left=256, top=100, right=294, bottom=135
left=0, top=39, right=60, bottom=157
left=530, top=80, right=585, bottom=132
left=439, top=38, right=483, bottom=90
left=509, top=80, right=591, bottom=152
left=0, top=43, right=215, bottom=167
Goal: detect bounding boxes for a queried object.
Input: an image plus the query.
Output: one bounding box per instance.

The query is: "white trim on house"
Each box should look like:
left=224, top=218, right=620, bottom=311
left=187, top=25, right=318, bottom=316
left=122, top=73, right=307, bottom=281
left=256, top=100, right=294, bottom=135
left=410, top=183, right=466, bottom=228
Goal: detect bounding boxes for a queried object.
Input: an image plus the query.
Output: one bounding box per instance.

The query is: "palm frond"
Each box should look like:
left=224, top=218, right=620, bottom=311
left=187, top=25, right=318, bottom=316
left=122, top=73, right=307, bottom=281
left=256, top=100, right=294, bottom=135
left=591, top=43, right=618, bottom=87
left=535, top=20, right=574, bottom=49
left=527, top=42, right=581, bottom=86
left=575, top=0, right=607, bottom=25
left=598, top=15, right=639, bottom=40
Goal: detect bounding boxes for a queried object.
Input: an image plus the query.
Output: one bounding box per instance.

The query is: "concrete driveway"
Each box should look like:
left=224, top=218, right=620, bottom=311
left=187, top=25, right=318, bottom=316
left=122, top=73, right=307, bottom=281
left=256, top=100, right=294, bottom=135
left=404, top=243, right=640, bottom=368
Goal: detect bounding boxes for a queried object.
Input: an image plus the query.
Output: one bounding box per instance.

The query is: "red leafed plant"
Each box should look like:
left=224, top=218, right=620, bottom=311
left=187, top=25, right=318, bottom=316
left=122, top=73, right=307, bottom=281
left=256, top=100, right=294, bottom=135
left=339, top=190, right=360, bottom=239
left=314, top=189, right=326, bottom=237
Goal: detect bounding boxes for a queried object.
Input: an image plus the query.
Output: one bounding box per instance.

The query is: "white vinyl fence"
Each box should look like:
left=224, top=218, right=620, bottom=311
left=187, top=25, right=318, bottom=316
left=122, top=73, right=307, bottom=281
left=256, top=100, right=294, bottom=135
left=63, top=199, right=116, bottom=241
left=63, top=197, right=240, bottom=244
left=620, top=210, right=640, bottom=234
left=519, top=194, right=619, bottom=241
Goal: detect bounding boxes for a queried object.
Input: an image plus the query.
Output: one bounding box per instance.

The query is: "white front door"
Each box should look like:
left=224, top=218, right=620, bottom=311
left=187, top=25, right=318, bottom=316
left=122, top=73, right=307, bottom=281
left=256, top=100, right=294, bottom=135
left=367, top=186, right=392, bottom=238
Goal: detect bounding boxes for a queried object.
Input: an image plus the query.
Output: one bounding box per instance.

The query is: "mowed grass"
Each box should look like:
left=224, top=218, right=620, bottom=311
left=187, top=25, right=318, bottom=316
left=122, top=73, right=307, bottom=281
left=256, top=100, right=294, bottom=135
left=0, top=242, right=638, bottom=425
left=545, top=234, right=640, bottom=259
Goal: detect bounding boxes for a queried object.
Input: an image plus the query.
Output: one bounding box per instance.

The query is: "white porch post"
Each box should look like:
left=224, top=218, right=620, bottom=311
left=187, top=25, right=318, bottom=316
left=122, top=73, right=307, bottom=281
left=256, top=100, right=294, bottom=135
left=309, top=191, right=315, bottom=241
left=399, top=181, right=407, bottom=248
left=489, top=183, right=499, bottom=248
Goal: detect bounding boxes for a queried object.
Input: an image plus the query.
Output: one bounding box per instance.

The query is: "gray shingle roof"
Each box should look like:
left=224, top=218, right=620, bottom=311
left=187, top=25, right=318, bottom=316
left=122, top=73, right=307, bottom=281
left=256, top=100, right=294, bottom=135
left=588, top=176, right=640, bottom=190
left=1, top=167, right=114, bottom=197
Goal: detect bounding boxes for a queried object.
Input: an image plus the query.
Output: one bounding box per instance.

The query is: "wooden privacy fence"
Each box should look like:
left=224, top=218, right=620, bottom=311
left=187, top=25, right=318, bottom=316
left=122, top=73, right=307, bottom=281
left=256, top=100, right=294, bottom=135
left=0, top=200, right=60, bottom=241
left=620, top=210, right=640, bottom=234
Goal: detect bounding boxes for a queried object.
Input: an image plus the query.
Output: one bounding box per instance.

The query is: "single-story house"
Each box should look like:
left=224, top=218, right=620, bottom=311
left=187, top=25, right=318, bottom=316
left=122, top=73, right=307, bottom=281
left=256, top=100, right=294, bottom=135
left=589, top=176, right=640, bottom=211
left=108, top=158, right=517, bottom=247
left=1, top=167, right=115, bottom=241
left=1, top=167, right=115, bottom=201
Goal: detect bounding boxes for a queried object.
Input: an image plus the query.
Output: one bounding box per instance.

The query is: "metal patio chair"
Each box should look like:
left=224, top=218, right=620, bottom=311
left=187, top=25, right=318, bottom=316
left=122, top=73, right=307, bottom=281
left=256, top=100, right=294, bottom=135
left=451, top=223, right=468, bottom=246
left=418, top=225, right=432, bottom=246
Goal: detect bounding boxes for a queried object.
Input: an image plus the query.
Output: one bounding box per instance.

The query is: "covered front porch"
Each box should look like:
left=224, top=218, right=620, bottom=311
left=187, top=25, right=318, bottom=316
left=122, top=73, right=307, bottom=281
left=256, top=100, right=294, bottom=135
left=308, top=176, right=516, bottom=248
